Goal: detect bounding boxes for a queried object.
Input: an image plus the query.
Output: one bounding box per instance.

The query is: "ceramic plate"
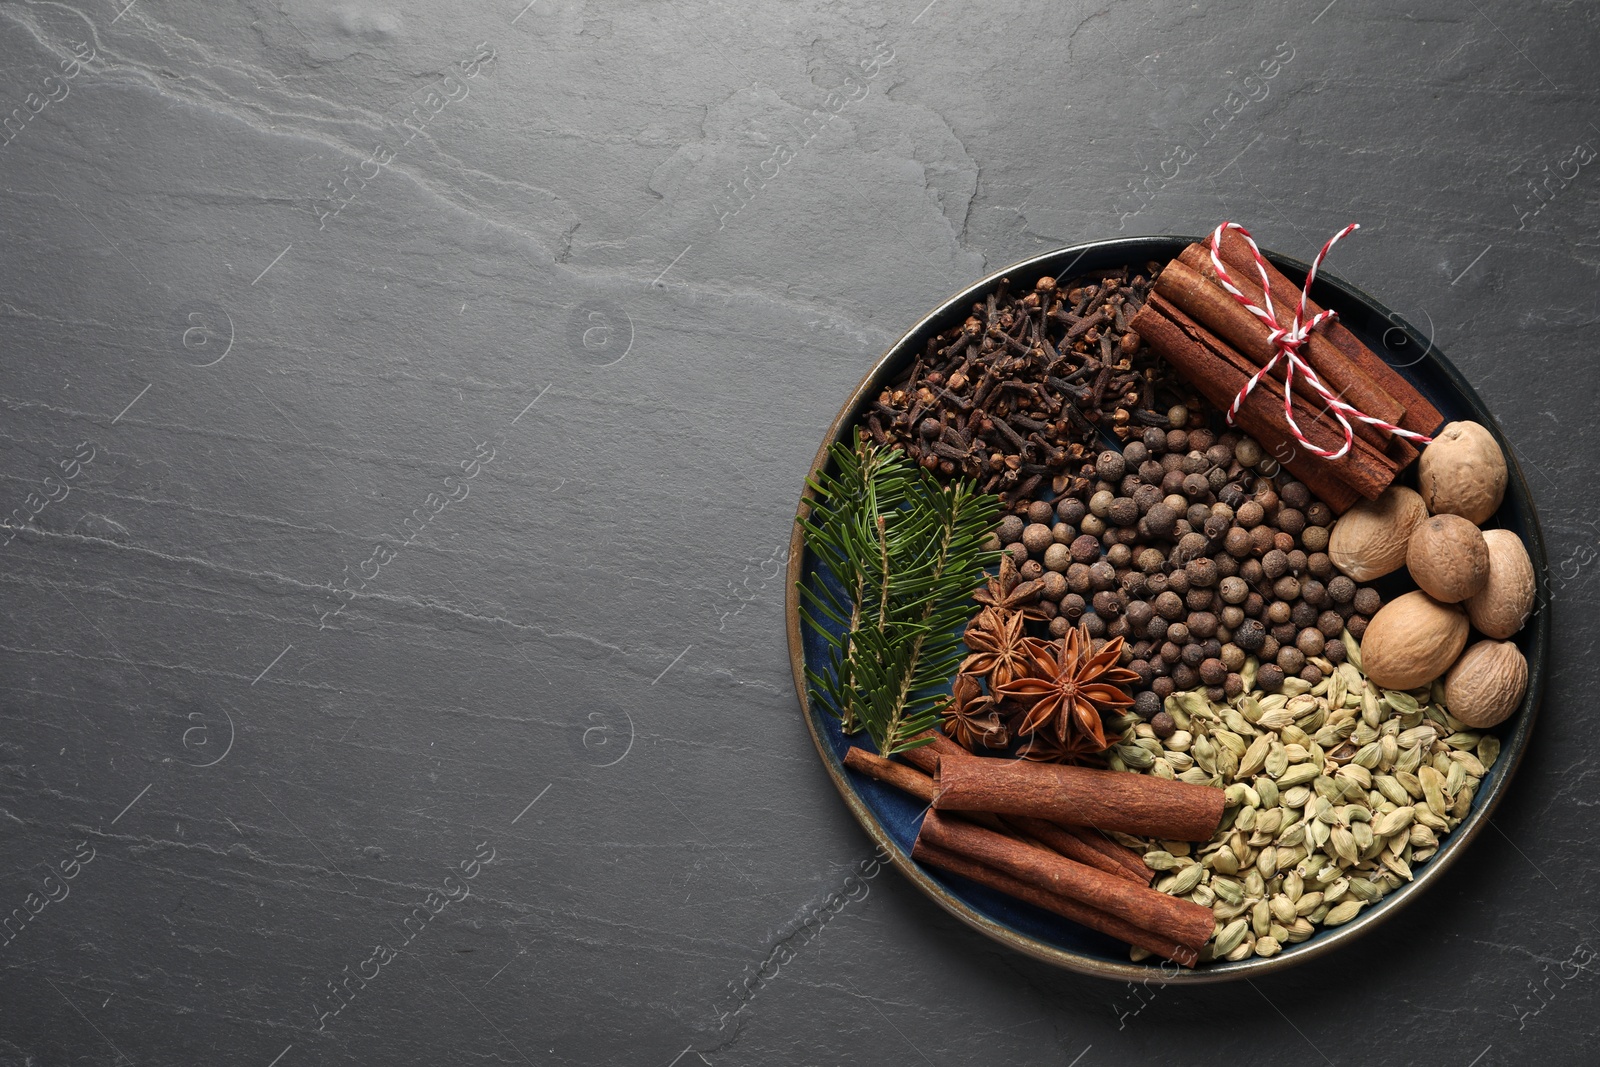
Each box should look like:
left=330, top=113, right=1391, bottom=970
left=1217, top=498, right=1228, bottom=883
left=785, top=236, right=1549, bottom=982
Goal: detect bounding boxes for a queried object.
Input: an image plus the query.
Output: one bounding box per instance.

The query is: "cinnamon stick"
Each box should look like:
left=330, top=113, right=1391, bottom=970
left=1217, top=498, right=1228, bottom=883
left=898, top=743, right=939, bottom=775
left=1146, top=292, right=1401, bottom=495
left=1160, top=255, right=1403, bottom=453
left=1214, top=228, right=1444, bottom=442
left=1173, top=247, right=1420, bottom=471
left=933, top=754, right=1225, bottom=841
left=913, top=840, right=1198, bottom=966
left=917, top=811, right=1215, bottom=950
left=843, top=745, right=1009, bottom=834
left=1001, top=815, right=1153, bottom=885
left=844, top=747, right=935, bottom=803
left=898, top=730, right=972, bottom=775
left=1059, top=823, right=1158, bottom=885
left=1129, top=298, right=1364, bottom=511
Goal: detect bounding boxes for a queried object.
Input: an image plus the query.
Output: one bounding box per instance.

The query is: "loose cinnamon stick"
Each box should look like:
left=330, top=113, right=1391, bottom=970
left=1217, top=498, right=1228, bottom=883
left=1160, top=255, right=1403, bottom=452
left=844, top=745, right=1010, bottom=834
left=898, top=744, right=939, bottom=775
left=913, top=840, right=1198, bottom=967
left=1214, top=228, right=1444, bottom=441
left=898, top=730, right=971, bottom=775
left=1059, top=823, right=1158, bottom=885
left=933, top=754, right=1225, bottom=841
left=1129, top=298, right=1365, bottom=511
left=844, top=747, right=935, bottom=803
left=918, top=811, right=1215, bottom=951
left=1001, top=815, right=1152, bottom=885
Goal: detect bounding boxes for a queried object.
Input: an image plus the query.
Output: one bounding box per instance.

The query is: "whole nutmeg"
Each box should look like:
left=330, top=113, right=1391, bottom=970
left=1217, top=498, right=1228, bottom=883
left=1360, top=590, right=1470, bottom=691
left=1445, top=639, right=1528, bottom=728
left=1462, top=528, right=1536, bottom=639
left=1328, top=485, right=1429, bottom=582
left=1418, top=421, right=1508, bottom=524
left=1406, top=514, right=1490, bottom=603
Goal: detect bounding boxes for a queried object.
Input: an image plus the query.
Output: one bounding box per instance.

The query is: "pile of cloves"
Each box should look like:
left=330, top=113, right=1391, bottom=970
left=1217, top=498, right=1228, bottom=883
left=867, top=268, right=1202, bottom=504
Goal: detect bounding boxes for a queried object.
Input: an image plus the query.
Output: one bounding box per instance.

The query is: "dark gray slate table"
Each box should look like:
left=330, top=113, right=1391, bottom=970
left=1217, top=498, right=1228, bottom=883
left=1, top=1, right=1596, bottom=1064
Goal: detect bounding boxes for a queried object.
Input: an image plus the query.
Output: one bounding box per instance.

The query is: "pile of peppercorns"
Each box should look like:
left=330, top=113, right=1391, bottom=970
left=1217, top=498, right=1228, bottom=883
left=987, top=421, right=1385, bottom=708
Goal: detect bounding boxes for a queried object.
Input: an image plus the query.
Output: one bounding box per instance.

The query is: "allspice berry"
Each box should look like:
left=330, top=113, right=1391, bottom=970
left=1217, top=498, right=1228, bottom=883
left=1023, top=523, right=1054, bottom=554
left=1096, top=450, right=1127, bottom=482
left=1144, top=503, right=1178, bottom=540
left=1040, top=570, right=1068, bottom=599
left=1234, top=618, right=1267, bottom=651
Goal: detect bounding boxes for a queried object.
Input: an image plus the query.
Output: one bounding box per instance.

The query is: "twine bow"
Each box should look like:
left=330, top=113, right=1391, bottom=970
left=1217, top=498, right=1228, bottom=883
left=1207, top=221, right=1433, bottom=460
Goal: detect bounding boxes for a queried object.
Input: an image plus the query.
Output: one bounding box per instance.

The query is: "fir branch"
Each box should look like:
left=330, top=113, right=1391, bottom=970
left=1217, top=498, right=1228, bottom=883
left=798, top=431, right=1000, bottom=755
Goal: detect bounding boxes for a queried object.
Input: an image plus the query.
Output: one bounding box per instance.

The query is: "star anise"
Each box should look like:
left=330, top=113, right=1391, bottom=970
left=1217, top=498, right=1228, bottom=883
left=996, top=623, right=1139, bottom=757
left=940, top=674, right=1008, bottom=751
left=1014, top=729, right=1103, bottom=764
left=960, top=606, right=1046, bottom=689
left=971, top=554, right=1048, bottom=621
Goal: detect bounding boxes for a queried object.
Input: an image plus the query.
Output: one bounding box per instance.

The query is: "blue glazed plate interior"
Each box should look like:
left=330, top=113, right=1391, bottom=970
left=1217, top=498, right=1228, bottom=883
left=795, top=236, right=1548, bottom=979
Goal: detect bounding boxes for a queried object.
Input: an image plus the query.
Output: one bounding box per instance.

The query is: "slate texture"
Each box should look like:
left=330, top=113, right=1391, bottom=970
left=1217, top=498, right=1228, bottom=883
left=0, top=1, right=1596, bottom=1065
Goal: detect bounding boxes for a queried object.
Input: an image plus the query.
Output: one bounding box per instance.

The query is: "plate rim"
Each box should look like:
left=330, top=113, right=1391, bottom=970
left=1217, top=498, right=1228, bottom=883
left=784, top=235, right=1550, bottom=983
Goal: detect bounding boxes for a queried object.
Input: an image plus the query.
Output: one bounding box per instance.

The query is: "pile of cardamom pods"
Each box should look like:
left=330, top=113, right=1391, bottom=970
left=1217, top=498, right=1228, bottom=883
left=1105, top=633, right=1501, bottom=963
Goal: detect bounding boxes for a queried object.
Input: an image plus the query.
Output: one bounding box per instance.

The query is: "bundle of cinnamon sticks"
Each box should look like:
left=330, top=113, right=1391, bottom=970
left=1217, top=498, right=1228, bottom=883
left=844, top=735, right=1225, bottom=966
left=1128, top=231, right=1444, bottom=513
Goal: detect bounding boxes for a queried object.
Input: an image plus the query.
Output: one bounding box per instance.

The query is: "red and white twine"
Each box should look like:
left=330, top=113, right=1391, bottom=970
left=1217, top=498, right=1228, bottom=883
left=1206, top=221, right=1433, bottom=460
